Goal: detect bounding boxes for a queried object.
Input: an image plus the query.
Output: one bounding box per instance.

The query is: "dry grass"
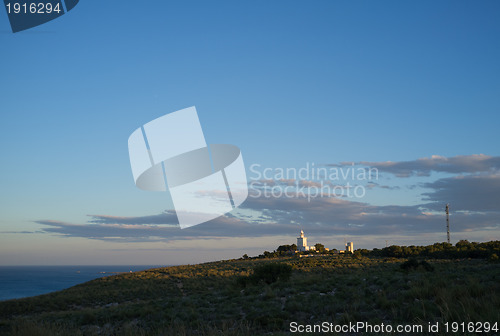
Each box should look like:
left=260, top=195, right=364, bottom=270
left=0, top=255, right=498, bottom=335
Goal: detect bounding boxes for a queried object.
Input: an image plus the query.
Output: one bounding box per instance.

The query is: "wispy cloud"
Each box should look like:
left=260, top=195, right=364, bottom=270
left=34, top=216, right=295, bottom=242
left=34, top=195, right=498, bottom=243
left=422, top=173, right=500, bottom=212
left=87, top=211, right=179, bottom=226
left=0, top=231, right=39, bottom=234
left=33, top=154, right=500, bottom=244
left=337, top=154, right=500, bottom=177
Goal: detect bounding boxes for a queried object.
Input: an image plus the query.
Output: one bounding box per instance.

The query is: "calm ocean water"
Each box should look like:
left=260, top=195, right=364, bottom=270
left=0, top=265, right=163, bottom=301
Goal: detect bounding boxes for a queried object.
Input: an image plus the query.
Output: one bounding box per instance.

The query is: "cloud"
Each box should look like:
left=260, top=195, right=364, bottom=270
left=340, top=154, right=500, bottom=177
left=87, top=211, right=179, bottom=225
left=33, top=154, right=500, bottom=244
left=35, top=216, right=297, bottom=242
left=0, top=231, right=38, bottom=234
left=422, top=173, right=500, bottom=212
left=34, top=193, right=499, bottom=243
left=34, top=219, right=176, bottom=242
left=240, top=195, right=439, bottom=235
left=366, top=182, right=400, bottom=190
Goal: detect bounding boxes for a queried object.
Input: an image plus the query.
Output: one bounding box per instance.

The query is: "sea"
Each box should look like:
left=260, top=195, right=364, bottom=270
left=0, top=265, right=164, bottom=301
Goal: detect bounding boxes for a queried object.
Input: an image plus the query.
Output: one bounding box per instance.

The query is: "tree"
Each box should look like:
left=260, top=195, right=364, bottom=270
left=383, top=245, right=403, bottom=257
left=242, top=254, right=249, bottom=259
left=357, top=249, right=369, bottom=256
left=456, top=240, right=471, bottom=249
left=314, top=243, right=325, bottom=253
left=262, top=251, right=277, bottom=258
left=277, top=245, right=293, bottom=254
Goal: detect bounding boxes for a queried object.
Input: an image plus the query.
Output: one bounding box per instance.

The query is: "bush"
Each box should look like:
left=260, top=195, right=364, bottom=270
left=419, top=260, right=435, bottom=272
left=253, top=263, right=292, bottom=284
left=238, top=263, right=293, bottom=286
left=400, top=258, right=420, bottom=271
left=400, top=258, right=434, bottom=272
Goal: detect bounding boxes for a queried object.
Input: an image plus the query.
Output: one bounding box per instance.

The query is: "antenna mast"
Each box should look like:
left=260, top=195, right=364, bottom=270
left=446, top=203, right=450, bottom=244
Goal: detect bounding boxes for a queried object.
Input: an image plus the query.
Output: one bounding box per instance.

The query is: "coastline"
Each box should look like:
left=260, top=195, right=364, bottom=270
left=0, top=265, right=165, bottom=301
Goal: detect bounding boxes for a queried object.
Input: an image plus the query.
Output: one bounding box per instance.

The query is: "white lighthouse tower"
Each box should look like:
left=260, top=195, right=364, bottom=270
left=297, top=230, right=314, bottom=252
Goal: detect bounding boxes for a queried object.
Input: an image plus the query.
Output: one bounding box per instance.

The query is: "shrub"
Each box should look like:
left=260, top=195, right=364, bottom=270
left=238, top=263, right=293, bottom=286
left=252, top=263, right=292, bottom=284
left=400, top=258, right=420, bottom=271
left=419, top=260, right=435, bottom=272
left=400, top=258, right=434, bottom=272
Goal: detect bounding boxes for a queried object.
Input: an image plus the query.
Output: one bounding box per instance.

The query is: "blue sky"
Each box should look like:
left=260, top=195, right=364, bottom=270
left=1, top=1, right=499, bottom=265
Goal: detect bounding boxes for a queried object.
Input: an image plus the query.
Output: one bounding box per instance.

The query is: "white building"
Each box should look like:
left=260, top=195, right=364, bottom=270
left=346, top=241, right=354, bottom=253
left=297, top=230, right=315, bottom=252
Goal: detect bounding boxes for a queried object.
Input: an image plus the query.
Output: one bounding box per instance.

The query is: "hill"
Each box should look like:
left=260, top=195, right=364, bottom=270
left=0, top=254, right=499, bottom=335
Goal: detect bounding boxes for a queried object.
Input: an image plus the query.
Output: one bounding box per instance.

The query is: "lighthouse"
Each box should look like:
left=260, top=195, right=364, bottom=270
left=297, top=230, right=314, bottom=252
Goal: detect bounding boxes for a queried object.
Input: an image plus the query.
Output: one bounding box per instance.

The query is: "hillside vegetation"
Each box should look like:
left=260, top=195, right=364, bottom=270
left=0, top=242, right=499, bottom=335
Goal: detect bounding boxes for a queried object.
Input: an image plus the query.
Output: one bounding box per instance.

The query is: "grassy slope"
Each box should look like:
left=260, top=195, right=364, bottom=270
left=0, top=256, right=498, bottom=335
